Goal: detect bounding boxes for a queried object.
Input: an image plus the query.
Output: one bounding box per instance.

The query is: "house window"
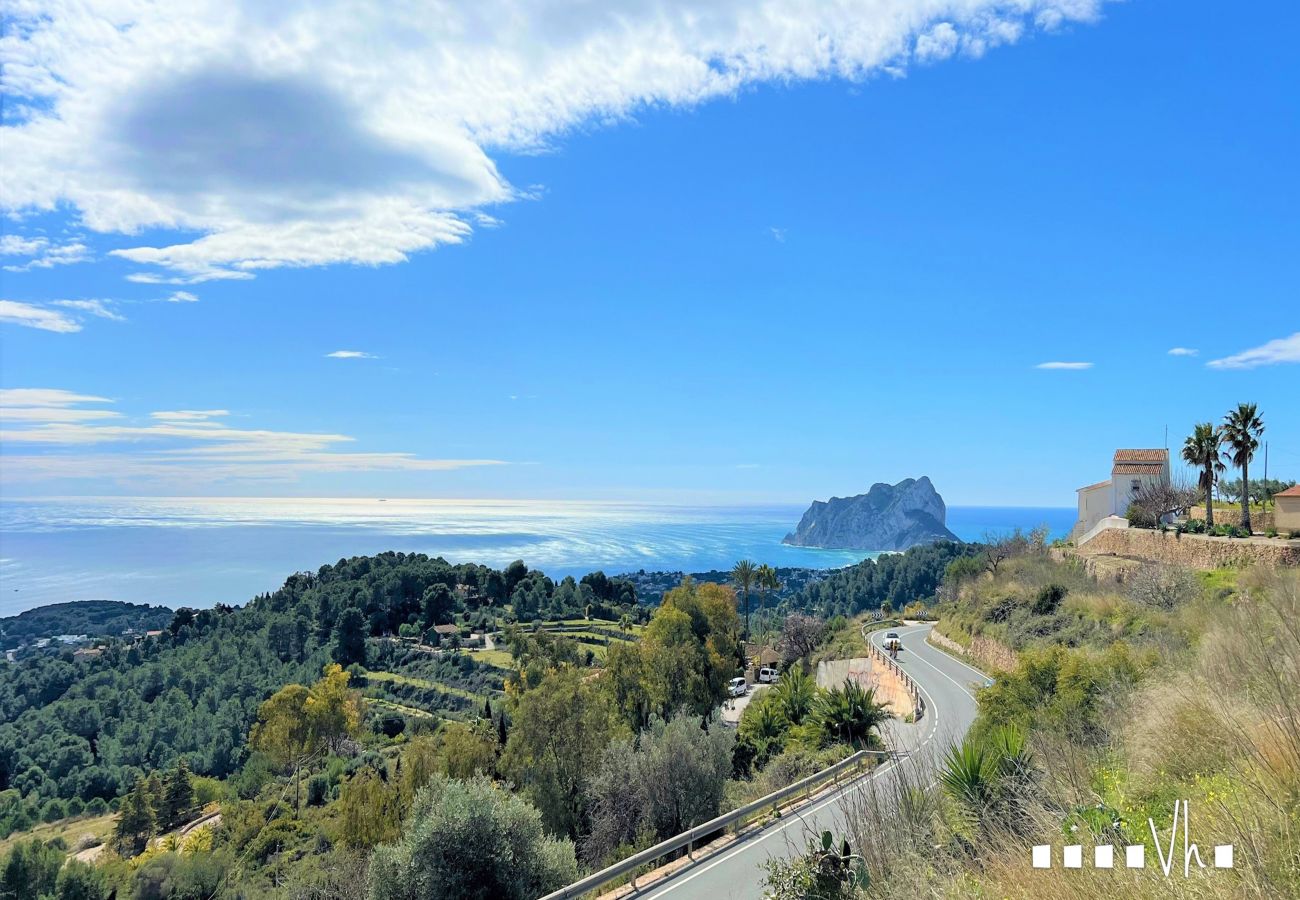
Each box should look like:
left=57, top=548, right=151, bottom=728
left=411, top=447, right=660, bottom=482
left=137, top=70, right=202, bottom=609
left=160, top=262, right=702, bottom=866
left=1131, top=479, right=1141, bottom=494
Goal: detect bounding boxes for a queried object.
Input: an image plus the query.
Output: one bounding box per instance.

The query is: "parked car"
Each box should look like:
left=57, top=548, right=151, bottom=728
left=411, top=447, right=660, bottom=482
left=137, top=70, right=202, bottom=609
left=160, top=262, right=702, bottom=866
left=758, top=666, right=779, bottom=683
left=728, top=676, right=749, bottom=697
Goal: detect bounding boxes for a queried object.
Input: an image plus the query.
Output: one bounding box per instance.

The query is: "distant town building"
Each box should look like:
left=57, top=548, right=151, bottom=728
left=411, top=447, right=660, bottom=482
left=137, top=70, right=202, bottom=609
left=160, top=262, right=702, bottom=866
left=1072, top=449, right=1170, bottom=540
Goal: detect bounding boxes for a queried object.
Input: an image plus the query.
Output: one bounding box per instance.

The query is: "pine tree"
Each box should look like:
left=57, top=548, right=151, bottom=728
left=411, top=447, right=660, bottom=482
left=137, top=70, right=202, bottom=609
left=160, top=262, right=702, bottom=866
left=497, top=712, right=508, bottom=747
left=144, top=772, right=164, bottom=822
left=482, top=697, right=493, bottom=721
left=113, top=780, right=157, bottom=856
left=161, top=758, right=195, bottom=829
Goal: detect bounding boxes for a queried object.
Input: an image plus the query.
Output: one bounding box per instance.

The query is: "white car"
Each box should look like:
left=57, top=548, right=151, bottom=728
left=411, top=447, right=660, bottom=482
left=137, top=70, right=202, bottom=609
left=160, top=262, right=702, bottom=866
left=728, top=676, right=749, bottom=697
left=757, top=666, right=779, bottom=683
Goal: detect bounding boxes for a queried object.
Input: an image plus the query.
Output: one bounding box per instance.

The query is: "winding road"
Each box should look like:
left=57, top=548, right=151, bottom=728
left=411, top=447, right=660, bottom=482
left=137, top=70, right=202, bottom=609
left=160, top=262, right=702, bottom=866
left=635, top=623, right=991, bottom=900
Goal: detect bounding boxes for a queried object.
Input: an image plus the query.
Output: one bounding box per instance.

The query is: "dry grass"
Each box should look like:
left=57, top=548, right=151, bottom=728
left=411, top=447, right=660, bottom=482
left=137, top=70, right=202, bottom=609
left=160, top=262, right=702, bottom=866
left=0, top=811, right=116, bottom=857
left=831, top=566, right=1300, bottom=899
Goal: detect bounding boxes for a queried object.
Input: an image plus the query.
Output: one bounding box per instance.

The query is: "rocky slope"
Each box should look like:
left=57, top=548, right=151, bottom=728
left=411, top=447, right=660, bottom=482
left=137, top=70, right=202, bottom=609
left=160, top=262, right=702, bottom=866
left=782, top=477, right=960, bottom=551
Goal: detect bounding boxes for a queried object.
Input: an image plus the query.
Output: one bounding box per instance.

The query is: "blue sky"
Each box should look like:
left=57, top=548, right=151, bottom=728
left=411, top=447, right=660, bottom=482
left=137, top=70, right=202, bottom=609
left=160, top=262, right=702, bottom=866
left=1, top=0, right=1296, bottom=507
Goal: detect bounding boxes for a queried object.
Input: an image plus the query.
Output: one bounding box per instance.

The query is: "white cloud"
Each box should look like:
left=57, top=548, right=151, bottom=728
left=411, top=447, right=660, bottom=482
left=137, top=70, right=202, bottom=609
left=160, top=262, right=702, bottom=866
left=915, top=23, right=960, bottom=62
left=327, top=350, right=378, bottom=359
left=1167, top=347, right=1198, bottom=356
left=165, top=291, right=199, bottom=303
left=0, top=391, right=507, bottom=487
left=0, top=388, right=119, bottom=423
left=52, top=299, right=125, bottom=321
left=1035, top=361, right=1093, bottom=370
left=1206, top=332, right=1300, bottom=370
left=1, top=1, right=1108, bottom=279
left=0, top=238, right=91, bottom=272
left=769, top=227, right=787, bottom=243
left=0, top=235, right=49, bottom=255
left=0, top=300, right=82, bottom=332
left=0, top=388, right=113, bottom=407
left=150, top=409, right=229, bottom=422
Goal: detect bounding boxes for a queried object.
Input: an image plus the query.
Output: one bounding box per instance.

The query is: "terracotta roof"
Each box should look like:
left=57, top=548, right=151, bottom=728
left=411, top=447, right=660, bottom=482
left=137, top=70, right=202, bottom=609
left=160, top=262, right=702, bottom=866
left=1113, top=449, right=1168, bottom=462
left=1113, top=463, right=1166, bottom=475
left=432, top=623, right=460, bottom=634
left=1276, top=485, right=1300, bottom=498
left=1077, top=479, right=1112, bottom=492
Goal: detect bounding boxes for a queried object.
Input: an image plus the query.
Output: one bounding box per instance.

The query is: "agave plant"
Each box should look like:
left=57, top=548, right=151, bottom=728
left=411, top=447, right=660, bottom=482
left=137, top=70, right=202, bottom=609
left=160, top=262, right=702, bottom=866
left=940, top=737, right=998, bottom=824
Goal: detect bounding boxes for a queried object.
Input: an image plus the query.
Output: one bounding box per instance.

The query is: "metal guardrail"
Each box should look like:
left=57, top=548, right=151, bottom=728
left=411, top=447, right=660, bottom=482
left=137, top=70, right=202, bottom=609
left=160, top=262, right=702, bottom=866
left=537, top=747, right=889, bottom=900
left=865, top=632, right=925, bottom=721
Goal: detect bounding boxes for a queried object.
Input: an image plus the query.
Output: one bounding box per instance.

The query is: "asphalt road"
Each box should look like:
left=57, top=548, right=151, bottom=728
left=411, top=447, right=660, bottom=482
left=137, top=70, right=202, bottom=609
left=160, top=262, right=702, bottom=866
left=636, top=622, right=991, bottom=900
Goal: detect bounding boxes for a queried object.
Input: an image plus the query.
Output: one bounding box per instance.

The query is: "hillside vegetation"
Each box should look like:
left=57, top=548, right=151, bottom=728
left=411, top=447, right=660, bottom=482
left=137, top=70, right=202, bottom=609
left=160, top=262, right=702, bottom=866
left=1, top=547, right=933, bottom=899
left=772, top=546, right=1300, bottom=899
left=1, top=601, right=174, bottom=651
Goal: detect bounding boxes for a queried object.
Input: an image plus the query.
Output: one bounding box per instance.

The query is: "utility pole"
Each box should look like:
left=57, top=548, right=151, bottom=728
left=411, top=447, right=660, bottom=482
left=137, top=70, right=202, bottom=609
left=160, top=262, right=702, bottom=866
left=1263, top=441, right=1269, bottom=507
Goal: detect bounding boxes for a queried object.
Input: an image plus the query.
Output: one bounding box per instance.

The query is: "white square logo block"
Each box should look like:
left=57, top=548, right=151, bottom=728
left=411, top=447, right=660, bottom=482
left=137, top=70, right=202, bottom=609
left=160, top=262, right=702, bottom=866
left=1126, top=845, right=1146, bottom=868
left=1063, top=845, right=1082, bottom=869
left=1032, top=845, right=1051, bottom=869
left=1095, top=845, right=1114, bottom=869
left=1215, top=845, right=1234, bottom=868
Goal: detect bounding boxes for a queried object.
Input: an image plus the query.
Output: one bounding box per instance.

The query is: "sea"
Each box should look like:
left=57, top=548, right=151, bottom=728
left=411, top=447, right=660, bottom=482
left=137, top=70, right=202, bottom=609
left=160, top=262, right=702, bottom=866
left=0, top=498, right=1075, bottom=617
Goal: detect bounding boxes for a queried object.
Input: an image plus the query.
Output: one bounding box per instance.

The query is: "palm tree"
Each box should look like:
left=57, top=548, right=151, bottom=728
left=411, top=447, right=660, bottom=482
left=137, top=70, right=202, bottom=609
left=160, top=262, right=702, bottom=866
left=1181, top=422, right=1224, bottom=526
left=1222, top=403, right=1265, bottom=532
left=756, top=563, right=781, bottom=615
left=816, top=681, right=888, bottom=746
left=732, top=559, right=758, bottom=644
left=773, top=664, right=817, bottom=725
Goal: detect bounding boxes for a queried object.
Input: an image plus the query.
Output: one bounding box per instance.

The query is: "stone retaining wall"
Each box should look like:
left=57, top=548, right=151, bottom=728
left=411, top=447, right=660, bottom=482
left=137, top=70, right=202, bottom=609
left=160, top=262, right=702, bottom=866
left=1188, top=506, right=1275, bottom=531
left=1077, top=526, right=1300, bottom=569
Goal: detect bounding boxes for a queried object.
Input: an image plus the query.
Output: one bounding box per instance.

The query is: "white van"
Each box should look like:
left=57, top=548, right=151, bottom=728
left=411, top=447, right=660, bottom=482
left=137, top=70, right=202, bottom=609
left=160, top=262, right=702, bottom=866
left=728, top=676, right=748, bottom=697
left=757, top=666, right=779, bottom=683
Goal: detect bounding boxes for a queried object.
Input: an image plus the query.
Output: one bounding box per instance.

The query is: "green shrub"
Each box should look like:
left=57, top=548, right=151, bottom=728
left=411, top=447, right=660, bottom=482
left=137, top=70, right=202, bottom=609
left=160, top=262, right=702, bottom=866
left=1031, top=584, right=1067, bottom=616
left=1125, top=503, right=1156, bottom=529
left=368, top=775, right=577, bottom=900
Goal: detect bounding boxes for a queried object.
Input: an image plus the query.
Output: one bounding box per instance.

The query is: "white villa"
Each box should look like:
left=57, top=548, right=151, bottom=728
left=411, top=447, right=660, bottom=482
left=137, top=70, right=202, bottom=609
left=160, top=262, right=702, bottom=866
left=1072, top=448, right=1170, bottom=541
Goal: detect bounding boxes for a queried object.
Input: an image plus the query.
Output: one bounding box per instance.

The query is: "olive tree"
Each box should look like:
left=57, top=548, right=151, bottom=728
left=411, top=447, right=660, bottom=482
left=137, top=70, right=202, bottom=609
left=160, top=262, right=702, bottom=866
left=367, top=775, right=577, bottom=900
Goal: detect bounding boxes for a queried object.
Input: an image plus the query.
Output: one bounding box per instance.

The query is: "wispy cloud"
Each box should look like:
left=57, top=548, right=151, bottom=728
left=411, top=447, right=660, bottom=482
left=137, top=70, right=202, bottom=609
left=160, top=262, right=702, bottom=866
left=165, top=291, right=199, bottom=303
left=769, top=227, right=787, bottom=243
left=0, top=390, right=507, bottom=487
left=1207, top=332, right=1300, bottom=370
left=52, top=299, right=125, bottom=321
left=150, top=409, right=229, bottom=422
left=0, top=236, right=91, bottom=272
left=1167, top=347, right=1198, bottom=357
left=1, top=1, right=1109, bottom=280
left=1035, top=361, right=1093, bottom=370
left=0, top=300, right=82, bottom=333
left=0, top=388, right=113, bottom=407
left=326, top=350, right=379, bottom=359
